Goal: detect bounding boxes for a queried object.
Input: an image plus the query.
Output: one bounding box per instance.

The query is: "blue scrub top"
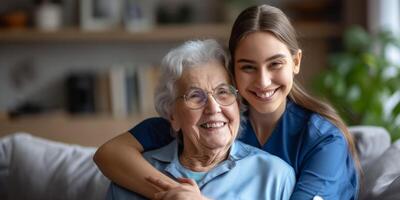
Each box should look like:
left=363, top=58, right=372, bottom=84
left=107, top=140, right=295, bottom=200
left=130, top=99, right=359, bottom=200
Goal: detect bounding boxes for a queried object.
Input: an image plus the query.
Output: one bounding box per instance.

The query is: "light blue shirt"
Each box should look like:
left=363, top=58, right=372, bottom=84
left=107, top=140, right=295, bottom=200
left=131, top=99, right=359, bottom=199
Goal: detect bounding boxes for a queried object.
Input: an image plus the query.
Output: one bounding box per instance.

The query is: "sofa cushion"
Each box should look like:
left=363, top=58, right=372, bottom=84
left=0, top=133, right=12, bottom=200
left=349, top=126, right=391, bottom=169
left=358, top=139, right=400, bottom=200
left=0, top=133, right=109, bottom=200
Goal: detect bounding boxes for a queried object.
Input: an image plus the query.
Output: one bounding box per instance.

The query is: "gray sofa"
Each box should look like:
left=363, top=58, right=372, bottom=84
left=350, top=126, right=400, bottom=200
left=1, top=126, right=399, bottom=200
left=0, top=133, right=109, bottom=200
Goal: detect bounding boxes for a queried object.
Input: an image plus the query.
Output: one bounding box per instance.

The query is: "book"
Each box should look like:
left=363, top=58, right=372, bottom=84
left=94, top=70, right=111, bottom=115
left=125, top=66, right=139, bottom=115
left=109, top=66, right=128, bottom=118
left=65, top=73, right=95, bottom=114
left=136, top=65, right=160, bottom=115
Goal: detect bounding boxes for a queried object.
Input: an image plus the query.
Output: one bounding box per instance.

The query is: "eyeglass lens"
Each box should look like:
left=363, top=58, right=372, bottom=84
left=183, top=85, right=237, bottom=109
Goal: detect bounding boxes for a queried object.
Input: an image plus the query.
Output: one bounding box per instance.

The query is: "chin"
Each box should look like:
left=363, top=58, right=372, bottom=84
left=205, top=137, right=232, bottom=150
left=250, top=94, right=287, bottom=114
left=249, top=101, right=278, bottom=113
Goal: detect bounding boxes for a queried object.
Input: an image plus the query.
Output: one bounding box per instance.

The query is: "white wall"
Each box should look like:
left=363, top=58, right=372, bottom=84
left=368, top=0, right=400, bottom=64
left=368, top=0, right=400, bottom=123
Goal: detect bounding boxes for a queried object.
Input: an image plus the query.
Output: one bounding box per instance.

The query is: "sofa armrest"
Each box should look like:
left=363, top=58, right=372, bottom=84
left=358, top=139, right=400, bottom=200
left=0, top=133, right=109, bottom=200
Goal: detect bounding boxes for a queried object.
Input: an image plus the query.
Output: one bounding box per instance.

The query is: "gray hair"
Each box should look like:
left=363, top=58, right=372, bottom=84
left=154, top=39, right=230, bottom=119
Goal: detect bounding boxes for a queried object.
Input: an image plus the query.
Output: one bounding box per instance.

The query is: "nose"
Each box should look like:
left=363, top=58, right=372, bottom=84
left=255, top=68, right=272, bottom=88
left=204, top=94, right=222, bottom=114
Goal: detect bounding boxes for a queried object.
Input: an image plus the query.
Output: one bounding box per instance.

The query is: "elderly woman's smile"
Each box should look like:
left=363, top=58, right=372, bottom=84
left=199, top=121, right=226, bottom=129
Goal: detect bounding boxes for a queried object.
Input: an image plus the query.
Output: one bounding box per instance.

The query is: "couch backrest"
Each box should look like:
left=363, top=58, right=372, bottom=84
left=0, top=133, right=110, bottom=200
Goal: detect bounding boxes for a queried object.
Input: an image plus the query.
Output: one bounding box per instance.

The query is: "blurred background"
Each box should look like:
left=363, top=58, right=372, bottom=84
left=0, top=0, right=399, bottom=146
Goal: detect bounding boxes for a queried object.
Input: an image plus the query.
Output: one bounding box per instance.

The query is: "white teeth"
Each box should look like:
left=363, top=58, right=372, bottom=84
left=256, top=90, right=275, bottom=98
left=201, top=122, right=225, bottom=129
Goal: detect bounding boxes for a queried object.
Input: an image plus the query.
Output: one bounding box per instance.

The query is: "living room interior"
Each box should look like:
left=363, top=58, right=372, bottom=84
left=0, top=0, right=399, bottom=199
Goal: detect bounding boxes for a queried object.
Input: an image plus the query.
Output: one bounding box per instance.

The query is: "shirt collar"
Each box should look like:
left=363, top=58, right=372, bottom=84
left=150, top=139, right=251, bottom=187
left=149, top=140, right=178, bottom=162
left=150, top=139, right=251, bottom=163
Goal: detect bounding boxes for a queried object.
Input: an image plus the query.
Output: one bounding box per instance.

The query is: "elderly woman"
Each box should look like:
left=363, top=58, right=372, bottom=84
left=105, top=39, right=295, bottom=200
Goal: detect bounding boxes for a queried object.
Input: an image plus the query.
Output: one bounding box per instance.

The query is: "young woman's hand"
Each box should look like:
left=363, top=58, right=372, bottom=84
left=146, top=177, right=210, bottom=200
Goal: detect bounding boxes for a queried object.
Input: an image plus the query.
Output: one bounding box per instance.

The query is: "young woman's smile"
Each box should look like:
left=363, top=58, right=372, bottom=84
left=234, top=32, right=301, bottom=115
left=251, top=87, right=280, bottom=101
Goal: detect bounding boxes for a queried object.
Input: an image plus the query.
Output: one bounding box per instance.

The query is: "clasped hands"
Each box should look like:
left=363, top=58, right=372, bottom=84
left=146, top=177, right=210, bottom=200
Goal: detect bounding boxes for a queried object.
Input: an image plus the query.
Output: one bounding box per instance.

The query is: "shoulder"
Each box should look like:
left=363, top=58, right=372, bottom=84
left=234, top=141, right=295, bottom=176
left=129, top=117, right=171, bottom=134
left=294, top=111, right=350, bottom=167
left=306, top=113, right=347, bottom=149
left=289, top=102, right=346, bottom=144
left=135, top=117, right=171, bottom=128
left=309, top=113, right=342, bottom=137
left=143, top=140, right=177, bottom=167
left=128, top=117, right=174, bottom=151
left=286, top=102, right=348, bottom=154
left=240, top=141, right=296, bottom=190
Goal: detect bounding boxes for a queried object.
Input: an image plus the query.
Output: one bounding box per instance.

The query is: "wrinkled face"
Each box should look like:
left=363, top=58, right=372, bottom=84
left=234, top=32, right=301, bottom=115
left=170, top=60, right=240, bottom=150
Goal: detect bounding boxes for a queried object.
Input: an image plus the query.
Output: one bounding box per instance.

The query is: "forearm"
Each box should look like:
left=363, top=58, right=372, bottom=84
left=93, top=132, right=178, bottom=198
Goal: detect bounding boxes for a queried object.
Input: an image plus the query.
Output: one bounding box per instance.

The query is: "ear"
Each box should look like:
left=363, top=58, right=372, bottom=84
left=292, top=49, right=302, bottom=74
left=169, top=110, right=181, bottom=132
left=234, top=77, right=239, bottom=87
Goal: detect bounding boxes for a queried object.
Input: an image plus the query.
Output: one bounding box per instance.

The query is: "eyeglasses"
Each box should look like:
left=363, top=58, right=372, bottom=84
left=179, top=84, right=238, bottom=110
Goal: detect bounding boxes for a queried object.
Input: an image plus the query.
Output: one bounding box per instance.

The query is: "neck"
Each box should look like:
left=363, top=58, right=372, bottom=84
left=179, top=140, right=231, bottom=172
left=249, top=99, right=287, bottom=145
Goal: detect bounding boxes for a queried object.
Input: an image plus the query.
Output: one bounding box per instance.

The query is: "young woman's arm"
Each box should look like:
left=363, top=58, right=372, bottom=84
left=290, top=134, right=358, bottom=200
left=93, top=132, right=179, bottom=199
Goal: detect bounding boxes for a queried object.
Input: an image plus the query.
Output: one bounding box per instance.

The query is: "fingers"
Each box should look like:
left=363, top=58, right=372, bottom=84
left=146, top=176, right=175, bottom=191
left=177, top=178, right=196, bottom=186
left=153, top=191, right=167, bottom=200
left=149, top=177, right=200, bottom=200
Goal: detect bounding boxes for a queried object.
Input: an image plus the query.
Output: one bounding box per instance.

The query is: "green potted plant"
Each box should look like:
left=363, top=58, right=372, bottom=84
left=313, top=26, right=400, bottom=141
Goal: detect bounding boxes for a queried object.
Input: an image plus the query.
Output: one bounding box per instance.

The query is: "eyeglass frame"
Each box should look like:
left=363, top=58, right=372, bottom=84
left=178, top=84, right=239, bottom=110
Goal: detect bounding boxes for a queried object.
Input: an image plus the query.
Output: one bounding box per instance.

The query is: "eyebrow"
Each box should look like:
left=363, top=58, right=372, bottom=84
left=236, top=54, right=287, bottom=63
left=186, top=83, right=230, bottom=91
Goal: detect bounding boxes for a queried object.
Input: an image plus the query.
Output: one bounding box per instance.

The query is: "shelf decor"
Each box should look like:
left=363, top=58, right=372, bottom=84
left=80, top=0, right=122, bottom=31
left=123, top=0, right=157, bottom=32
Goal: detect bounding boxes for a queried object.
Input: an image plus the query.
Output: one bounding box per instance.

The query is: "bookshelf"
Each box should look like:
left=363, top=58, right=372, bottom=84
left=0, top=24, right=231, bottom=43
left=0, top=22, right=341, bottom=43
left=0, top=22, right=342, bottom=146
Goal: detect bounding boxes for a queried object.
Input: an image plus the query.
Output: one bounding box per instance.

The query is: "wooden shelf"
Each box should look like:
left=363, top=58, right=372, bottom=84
left=0, top=22, right=341, bottom=43
left=0, top=112, right=155, bottom=147
left=0, top=24, right=231, bottom=43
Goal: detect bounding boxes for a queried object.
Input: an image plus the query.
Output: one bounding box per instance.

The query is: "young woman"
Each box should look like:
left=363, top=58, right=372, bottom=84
left=94, top=4, right=359, bottom=200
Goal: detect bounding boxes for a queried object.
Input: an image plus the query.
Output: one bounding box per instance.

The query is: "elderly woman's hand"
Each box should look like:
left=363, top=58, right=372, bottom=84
left=147, top=177, right=210, bottom=200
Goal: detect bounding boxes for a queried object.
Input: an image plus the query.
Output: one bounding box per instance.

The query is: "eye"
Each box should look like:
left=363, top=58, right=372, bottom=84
left=270, top=61, right=284, bottom=69
left=239, top=64, right=256, bottom=72
left=186, top=90, right=205, bottom=102
left=215, top=86, right=230, bottom=96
